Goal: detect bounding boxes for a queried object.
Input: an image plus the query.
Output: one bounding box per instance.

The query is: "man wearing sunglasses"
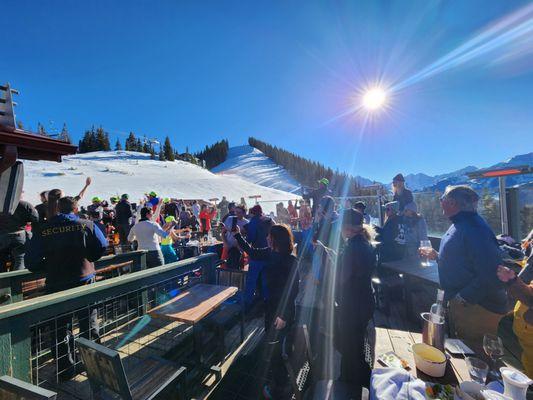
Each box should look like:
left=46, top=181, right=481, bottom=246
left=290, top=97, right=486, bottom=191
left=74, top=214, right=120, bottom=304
left=421, top=185, right=508, bottom=353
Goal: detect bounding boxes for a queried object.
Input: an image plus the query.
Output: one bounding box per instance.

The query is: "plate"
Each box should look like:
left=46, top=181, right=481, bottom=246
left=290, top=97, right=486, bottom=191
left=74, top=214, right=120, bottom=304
left=445, top=339, right=474, bottom=355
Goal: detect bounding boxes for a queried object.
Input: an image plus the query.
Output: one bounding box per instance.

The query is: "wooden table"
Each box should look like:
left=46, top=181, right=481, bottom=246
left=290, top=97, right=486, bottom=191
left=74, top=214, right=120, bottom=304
left=374, top=327, right=469, bottom=384
left=381, top=257, right=440, bottom=322
left=381, top=257, right=440, bottom=286
left=150, top=283, right=238, bottom=324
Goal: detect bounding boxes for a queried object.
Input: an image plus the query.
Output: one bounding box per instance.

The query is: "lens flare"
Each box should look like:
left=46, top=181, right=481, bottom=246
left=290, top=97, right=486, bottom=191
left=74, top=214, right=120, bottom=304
left=362, top=88, right=387, bottom=110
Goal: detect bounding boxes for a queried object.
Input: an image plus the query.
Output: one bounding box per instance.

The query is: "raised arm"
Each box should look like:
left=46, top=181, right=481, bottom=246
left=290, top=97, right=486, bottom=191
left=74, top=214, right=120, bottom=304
left=77, top=177, right=92, bottom=200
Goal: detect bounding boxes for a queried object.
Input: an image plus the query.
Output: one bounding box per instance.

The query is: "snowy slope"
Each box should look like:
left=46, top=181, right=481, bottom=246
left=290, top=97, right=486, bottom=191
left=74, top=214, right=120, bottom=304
left=22, top=151, right=298, bottom=213
left=212, top=145, right=301, bottom=194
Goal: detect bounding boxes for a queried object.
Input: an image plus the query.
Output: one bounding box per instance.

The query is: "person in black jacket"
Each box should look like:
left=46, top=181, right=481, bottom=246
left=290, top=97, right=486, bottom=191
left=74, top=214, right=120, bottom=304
left=335, top=209, right=376, bottom=394
left=229, top=223, right=299, bottom=399
left=25, top=196, right=107, bottom=380
left=0, top=199, right=39, bottom=270
left=114, top=194, right=133, bottom=245
left=374, top=201, right=406, bottom=261
left=392, top=173, right=414, bottom=212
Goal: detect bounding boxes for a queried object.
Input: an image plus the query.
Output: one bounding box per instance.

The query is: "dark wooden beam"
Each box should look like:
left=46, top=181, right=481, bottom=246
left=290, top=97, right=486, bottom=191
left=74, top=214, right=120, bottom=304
left=0, top=125, right=77, bottom=163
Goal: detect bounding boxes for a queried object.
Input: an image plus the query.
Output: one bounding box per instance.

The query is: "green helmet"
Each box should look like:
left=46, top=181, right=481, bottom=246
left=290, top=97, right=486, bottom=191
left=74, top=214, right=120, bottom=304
left=110, top=196, right=118, bottom=202
left=149, top=191, right=157, bottom=197
left=121, top=193, right=129, bottom=200
left=318, top=178, right=330, bottom=186
left=163, top=197, right=170, bottom=204
left=91, top=196, right=101, bottom=203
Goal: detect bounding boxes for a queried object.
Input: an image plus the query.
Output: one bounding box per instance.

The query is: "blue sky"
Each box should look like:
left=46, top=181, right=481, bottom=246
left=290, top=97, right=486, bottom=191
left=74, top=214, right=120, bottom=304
left=2, top=0, right=532, bottom=182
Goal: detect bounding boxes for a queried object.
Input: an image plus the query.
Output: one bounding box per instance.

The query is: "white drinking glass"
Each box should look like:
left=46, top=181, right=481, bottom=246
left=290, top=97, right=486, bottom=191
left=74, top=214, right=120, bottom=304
left=419, top=240, right=433, bottom=268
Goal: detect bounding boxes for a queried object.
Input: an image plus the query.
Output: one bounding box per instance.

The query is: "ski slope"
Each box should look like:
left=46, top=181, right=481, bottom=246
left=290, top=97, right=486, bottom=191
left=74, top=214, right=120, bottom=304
left=22, top=151, right=298, bottom=213
left=212, top=145, right=301, bottom=194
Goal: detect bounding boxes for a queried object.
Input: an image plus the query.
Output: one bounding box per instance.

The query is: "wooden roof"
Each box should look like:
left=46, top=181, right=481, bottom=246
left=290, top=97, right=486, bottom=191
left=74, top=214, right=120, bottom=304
left=0, top=124, right=77, bottom=162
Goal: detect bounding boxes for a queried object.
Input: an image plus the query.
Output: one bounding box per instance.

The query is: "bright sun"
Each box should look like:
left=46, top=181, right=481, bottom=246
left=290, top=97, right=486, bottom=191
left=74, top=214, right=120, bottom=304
left=362, top=87, right=387, bottom=110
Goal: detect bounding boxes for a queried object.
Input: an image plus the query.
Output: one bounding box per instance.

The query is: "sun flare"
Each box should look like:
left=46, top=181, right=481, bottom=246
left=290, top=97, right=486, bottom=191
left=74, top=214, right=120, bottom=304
left=362, top=88, right=387, bottom=110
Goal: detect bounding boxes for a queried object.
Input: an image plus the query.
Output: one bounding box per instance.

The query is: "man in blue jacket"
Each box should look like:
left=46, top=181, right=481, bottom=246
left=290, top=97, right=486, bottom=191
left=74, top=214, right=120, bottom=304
left=423, top=185, right=508, bottom=351
left=243, top=204, right=273, bottom=308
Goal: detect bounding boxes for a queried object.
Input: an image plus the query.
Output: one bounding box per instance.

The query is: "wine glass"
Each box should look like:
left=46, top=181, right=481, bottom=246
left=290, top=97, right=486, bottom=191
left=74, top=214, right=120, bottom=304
left=483, top=334, right=504, bottom=379
left=419, top=240, right=433, bottom=268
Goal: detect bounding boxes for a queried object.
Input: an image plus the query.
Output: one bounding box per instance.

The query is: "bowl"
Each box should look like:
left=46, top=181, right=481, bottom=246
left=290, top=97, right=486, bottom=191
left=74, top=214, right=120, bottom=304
left=412, top=343, right=447, bottom=378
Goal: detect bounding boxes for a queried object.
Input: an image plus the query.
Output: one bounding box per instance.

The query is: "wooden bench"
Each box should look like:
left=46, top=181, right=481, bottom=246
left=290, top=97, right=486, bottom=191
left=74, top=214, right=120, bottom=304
left=21, top=277, right=46, bottom=299
left=76, top=337, right=187, bottom=400
left=0, top=375, right=57, bottom=399
left=95, top=260, right=134, bottom=281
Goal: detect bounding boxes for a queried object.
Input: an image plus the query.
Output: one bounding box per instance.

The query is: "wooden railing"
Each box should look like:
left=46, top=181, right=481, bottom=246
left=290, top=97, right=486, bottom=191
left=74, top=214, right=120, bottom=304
left=0, top=250, right=147, bottom=305
left=0, top=253, right=218, bottom=382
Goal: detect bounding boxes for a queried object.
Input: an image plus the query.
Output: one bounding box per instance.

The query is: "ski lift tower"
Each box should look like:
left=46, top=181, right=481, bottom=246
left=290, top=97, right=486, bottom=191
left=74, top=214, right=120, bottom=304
left=467, top=165, right=532, bottom=236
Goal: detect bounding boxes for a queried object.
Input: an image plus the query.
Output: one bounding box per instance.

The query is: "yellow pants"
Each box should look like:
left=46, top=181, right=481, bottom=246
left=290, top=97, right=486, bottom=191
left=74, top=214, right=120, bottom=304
left=449, top=299, right=504, bottom=355
left=513, top=301, right=533, bottom=378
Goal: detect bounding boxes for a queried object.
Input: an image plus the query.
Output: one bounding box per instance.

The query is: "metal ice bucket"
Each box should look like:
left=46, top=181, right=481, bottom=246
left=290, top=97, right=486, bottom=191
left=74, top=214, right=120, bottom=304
left=421, top=312, right=445, bottom=352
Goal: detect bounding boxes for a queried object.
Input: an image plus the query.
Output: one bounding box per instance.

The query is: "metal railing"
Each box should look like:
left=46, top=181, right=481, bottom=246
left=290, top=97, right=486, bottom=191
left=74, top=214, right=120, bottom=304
left=0, top=254, right=217, bottom=387
left=0, top=250, right=148, bottom=306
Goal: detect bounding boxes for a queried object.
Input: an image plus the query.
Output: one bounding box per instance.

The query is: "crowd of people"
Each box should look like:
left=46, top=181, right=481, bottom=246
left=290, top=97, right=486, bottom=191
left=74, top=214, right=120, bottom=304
left=0, top=172, right=532, bottom=396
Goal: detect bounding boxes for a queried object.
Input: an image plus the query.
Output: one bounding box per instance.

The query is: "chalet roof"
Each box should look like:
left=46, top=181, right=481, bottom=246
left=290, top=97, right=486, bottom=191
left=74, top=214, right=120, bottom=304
left=0, top=124, right=77, bottom=162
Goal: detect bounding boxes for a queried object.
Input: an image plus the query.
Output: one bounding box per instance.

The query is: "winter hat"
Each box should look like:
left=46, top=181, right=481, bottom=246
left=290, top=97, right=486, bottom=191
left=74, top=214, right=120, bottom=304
left=392, top=173, right=405, bottom=182
left=404, top=201, right=418, bottom=213
left=354, top=201, right=366, bottom=210
left=165, top=216, right=176, bottom=223
left=342, top=208, right=364, bottom=227
left=318, top=178, right=330, bottom=186
left=383, top=201, right=399, bottom=213
left=250, top=204, right=263, bottom=216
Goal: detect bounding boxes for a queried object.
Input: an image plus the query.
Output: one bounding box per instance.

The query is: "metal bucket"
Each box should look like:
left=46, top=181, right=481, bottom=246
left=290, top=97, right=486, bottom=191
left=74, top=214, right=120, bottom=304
left=421, top=312, right=445, bottom=352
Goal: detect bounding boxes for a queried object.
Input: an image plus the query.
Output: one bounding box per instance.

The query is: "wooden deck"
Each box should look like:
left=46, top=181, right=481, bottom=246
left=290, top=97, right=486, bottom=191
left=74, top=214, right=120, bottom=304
left=37, top=308, right=264, bottom=399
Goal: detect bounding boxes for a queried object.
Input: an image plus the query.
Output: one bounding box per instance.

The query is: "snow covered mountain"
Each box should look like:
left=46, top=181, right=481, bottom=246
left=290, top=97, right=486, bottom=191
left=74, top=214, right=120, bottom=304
left=22, top=151, right=298, bottom=213
left=212, top=145, right=301, bottom=194
left=403, top=152, right=532, bottom=192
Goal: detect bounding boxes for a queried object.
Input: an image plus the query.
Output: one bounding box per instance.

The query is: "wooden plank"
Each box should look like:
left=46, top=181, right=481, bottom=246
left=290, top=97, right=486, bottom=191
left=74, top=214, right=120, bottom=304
left=388, top=329, right=417, bottom=373
left=149, top=284, right=237, bottom=324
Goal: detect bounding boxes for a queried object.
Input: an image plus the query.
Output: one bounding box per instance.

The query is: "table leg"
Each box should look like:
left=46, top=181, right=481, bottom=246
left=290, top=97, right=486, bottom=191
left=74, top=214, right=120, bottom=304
left=403, top=276, right=415, bottom=323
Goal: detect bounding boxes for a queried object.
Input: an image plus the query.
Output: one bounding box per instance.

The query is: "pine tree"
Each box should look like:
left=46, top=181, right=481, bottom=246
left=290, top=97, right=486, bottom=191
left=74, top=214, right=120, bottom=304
left=125, top=132, right=136, bottom=151
left=163, top=136, right=175, bottom=161
left=59, top=123, right=72, bottom=143
left=195, top=140, right=229, bottom=169
left=136, top=138, right=143, bottom=152
left=142, top=136, right=150, bottom=153
left=95, top=127, right=110, bottom=151
left=150, top=147, right=156, bottom=160
left=158, top=149, right=166, bottom=161
left=115, top=138, right=123, bottom=151
left=37, top=122, right=48, bottom=136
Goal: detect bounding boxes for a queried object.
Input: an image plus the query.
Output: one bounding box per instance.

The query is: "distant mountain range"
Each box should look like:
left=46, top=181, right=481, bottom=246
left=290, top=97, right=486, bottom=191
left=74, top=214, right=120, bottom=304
left=402, top=152, right=533, bottom=192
